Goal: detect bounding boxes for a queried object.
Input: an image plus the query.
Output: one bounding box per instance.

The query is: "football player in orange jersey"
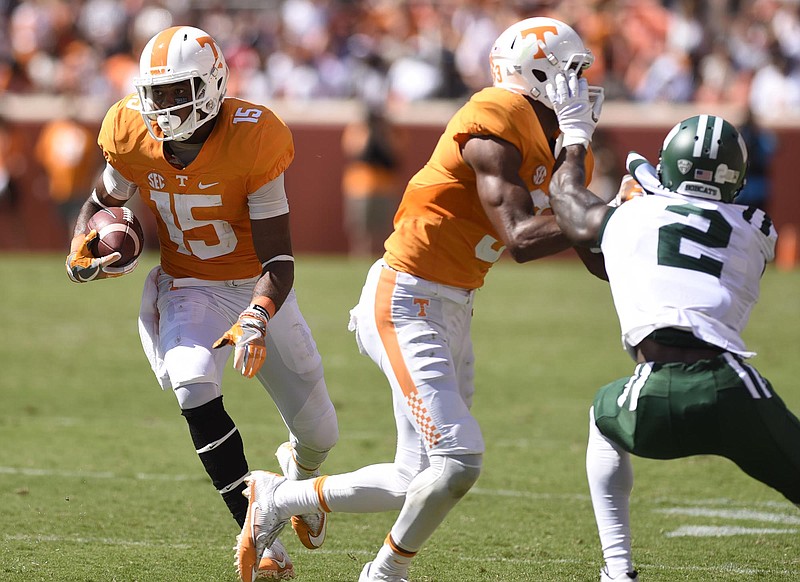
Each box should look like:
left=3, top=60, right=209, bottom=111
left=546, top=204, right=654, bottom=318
left=237, top=17, right=609, bottom=582
left=64, top=26, right=338, bottom=580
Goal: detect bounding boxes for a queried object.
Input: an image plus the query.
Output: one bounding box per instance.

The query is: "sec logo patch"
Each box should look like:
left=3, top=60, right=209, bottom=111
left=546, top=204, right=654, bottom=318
left=533, top=165, right=547, bottom=185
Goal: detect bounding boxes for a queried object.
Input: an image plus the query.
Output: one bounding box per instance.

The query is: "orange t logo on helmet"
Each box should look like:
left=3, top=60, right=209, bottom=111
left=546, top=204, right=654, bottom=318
left=197, top=36, right=221, bottom=63
left=520, top=26, right=559, bottom=59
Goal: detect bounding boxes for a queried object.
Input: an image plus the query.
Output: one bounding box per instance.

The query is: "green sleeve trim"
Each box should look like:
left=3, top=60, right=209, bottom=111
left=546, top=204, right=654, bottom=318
left=626, top=153, right=648, bottom=176
left=596, top=206, right=617, bottom=247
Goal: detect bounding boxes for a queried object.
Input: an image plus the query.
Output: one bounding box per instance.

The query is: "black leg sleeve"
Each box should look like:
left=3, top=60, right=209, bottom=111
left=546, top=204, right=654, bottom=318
left=181, top=396, right=249, bottom=527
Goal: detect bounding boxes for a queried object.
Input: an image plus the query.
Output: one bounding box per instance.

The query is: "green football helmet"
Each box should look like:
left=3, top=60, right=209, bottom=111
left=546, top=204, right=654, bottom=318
left=657, top=114, right=748, bottom=202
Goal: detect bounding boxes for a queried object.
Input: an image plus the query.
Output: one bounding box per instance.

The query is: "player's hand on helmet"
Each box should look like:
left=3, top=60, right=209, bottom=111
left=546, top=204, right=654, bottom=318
left=66, top=230, right=134, bottom=283
left=545, top=70, right=604, bottom=149
left=213, top=304, right=270, bottom=378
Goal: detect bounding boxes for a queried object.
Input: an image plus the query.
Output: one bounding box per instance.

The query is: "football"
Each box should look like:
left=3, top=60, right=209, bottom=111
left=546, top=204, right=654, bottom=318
left=86, top=206, right=145, bottom=268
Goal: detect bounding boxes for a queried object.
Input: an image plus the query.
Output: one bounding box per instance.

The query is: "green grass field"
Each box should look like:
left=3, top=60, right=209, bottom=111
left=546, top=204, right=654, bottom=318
left=1, top=253, right=798, bottom=582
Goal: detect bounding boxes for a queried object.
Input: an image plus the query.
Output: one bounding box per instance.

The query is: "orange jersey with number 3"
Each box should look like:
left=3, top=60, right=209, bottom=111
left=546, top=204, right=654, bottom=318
left=98, top=95, right=294, bottom=280
left=384, top=87, right=594, bottom=289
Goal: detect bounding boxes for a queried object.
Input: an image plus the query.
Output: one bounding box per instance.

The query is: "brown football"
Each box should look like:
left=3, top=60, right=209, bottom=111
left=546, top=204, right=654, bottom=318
left=86, top=207, right=145, bottom=268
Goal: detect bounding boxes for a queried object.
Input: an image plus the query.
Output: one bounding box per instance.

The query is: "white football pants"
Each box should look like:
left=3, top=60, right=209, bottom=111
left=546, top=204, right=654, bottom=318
left=137, top=265, right=338, bottom=460
left=326, top=259, right=484, bottom=549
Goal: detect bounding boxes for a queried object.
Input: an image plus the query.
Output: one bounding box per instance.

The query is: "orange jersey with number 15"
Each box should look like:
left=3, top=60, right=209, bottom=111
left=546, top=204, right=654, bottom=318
left=384, top=87, right=594, bottom=290
left=98, top=95, right=294, bottom=280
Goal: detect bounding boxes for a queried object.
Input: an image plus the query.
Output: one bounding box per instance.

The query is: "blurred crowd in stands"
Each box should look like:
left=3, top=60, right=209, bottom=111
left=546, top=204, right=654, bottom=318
left=0, top=0, right=796, bottom=254
left=1, top=0, right=800, bottom=120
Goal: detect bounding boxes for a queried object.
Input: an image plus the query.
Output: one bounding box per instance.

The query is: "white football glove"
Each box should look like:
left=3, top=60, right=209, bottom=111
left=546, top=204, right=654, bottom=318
left=545, top=70, right=604, bottom=149
left=66, top=230, right=137, bottom=283
left=213, top=304, right=269, bottom=378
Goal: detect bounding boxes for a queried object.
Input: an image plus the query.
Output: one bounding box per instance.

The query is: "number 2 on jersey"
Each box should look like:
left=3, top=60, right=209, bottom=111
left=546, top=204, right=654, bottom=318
left=657, top=204, right=732, bottom=278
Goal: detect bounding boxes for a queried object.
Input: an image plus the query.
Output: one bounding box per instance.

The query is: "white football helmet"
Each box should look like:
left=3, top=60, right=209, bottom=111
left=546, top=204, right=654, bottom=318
left=134, top=26, right=228, bottom=142
left=490, top=17, right=594, bottom=107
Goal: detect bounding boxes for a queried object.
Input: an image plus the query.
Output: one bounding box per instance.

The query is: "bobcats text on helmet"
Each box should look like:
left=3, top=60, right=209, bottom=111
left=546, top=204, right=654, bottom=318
left=657, top=114, right=749, bottom=203
left=489, top=17, right=594, bottom=108
left=134, top=26, right=229, bottom=142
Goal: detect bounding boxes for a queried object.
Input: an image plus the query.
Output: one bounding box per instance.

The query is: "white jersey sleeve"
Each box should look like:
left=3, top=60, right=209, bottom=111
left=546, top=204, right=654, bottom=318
left=102, top=162, right=139, bottom=201
left=248, top=172, right=290, bottom=219
left=599, top=193, right=777, bottom=358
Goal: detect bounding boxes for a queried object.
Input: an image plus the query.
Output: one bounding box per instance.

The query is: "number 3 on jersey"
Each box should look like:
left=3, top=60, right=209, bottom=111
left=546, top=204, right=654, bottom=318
left=475, top=235, right=506, bottom=263
left=150, top=191, right=238, bottom=259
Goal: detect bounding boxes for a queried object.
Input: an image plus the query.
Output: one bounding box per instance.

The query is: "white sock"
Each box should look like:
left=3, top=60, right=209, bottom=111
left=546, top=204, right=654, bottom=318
left=370, top=537, right=413, bottom=578
left=272, top=478, right=323, bottom=519
left=586, top=407, right=635, bottom=577
left=319, top=463, right=411, bottom=513
left=273, top=463, right=410, bottom=518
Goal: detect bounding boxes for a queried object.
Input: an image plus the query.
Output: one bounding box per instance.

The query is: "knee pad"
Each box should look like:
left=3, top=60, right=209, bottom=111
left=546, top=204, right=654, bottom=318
left=441, top=454, right=482, bottom=498
left=288, top=383, right=339, bottom=453
left=424, top=454, right=482, bottom=500
left=391, top=453, right=482, bottom=551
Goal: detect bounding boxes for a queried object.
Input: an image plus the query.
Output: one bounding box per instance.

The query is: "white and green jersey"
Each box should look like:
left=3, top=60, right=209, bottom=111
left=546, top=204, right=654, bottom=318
left=599, top=162, right=776, bottom=359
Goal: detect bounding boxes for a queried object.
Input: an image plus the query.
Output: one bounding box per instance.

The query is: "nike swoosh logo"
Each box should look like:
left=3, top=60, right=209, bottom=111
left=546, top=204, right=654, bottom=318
left=273, top=556, right=288, bottom=568
left=198, top=181, right=219, bottom=190
left=306, top=518, right=326, bottom=547
left=262, top=552, right=288, bottom=569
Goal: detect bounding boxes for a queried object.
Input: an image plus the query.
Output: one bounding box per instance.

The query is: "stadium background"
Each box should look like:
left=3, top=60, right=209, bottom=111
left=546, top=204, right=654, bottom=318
left=0, top=0, right=798, bottom=257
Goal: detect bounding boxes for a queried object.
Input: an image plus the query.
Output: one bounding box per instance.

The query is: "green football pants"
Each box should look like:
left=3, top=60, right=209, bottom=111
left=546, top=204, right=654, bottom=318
left=593, top=353, right=800, bottom=504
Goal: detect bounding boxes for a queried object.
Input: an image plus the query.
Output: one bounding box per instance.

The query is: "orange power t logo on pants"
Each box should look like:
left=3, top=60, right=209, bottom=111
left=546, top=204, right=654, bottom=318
left=413, top=298, right=430, bottom=317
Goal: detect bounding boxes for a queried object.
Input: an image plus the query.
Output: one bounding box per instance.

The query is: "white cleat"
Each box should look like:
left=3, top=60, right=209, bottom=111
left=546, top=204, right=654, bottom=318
left=358, top=561, right=409, bottom=582
left=257, top=538, right=295, bottom=580
left=234, top=471, right=289, bottom=582
left=275, top=442, right=328, bottom=550
left=600, top=567, right=639, bottom=581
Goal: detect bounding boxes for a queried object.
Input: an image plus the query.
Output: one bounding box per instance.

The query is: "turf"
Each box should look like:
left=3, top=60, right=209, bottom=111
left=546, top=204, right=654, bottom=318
left=1, top=253, right=798, bottom=581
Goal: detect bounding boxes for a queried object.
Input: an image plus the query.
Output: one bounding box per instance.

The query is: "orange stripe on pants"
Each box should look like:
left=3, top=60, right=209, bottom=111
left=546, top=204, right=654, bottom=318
left=375, top=267, right=417, bottom=398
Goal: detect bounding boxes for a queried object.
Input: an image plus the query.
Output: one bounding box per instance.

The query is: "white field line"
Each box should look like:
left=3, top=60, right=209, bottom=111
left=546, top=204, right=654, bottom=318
left=5, top=465, right=800, bottom=543
left=0, top=465, right=201, bottom=482
left=654, top=496, right=793, bottom=509
left=470, top=487, right=589, bottom=501
left=5, top=533, right=194, bottom=549
left=2, top=466, right=795, bottom=511
left=656, top=506, right=800, bottom=524
left=5, top=535, right=798, bottom=578
left=463, top=557, right=799, bottom=577
left=634, top=561, right=798, bottom=577
left=666, top=525, right=798, bottom=537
